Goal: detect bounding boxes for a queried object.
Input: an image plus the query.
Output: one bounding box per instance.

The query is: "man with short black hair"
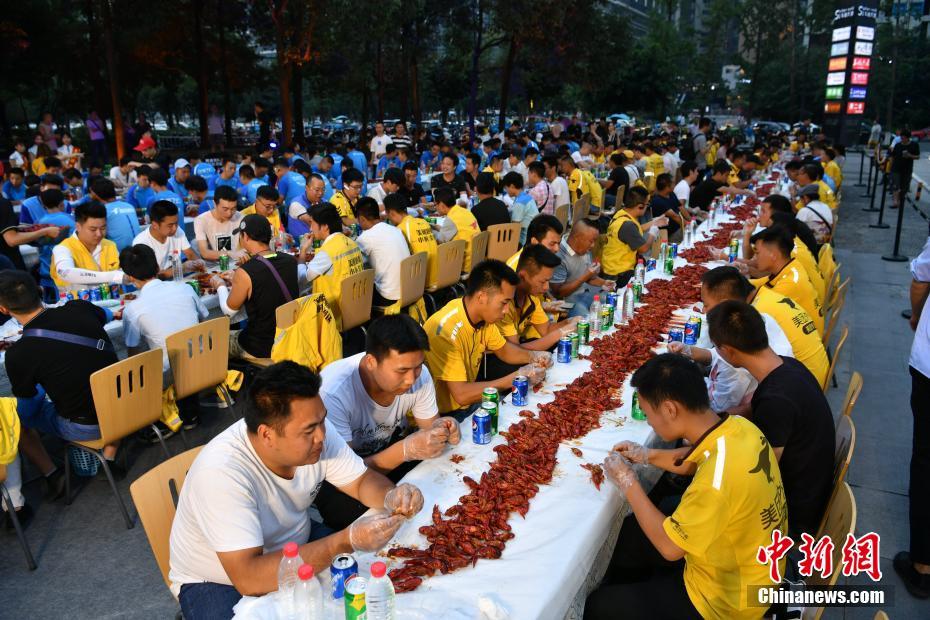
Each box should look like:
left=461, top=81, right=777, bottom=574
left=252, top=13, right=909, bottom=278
left=601, top=153, right=630, bottom=209
left=301, top=204, right=364, bottom=329
left=51, top=201, right=125, bottom=289
left=384, top=193, right=439, bottom=288
left=148, top=167, right=185, bottom=214
left=331, top=167, right=364, bottom=225
left=688, top=160, right=754, bottom=212
left=241, top=185, right=284, bottom=235
left=648, top=173, right=687, bottom=242
left=169, top=361, right=423, bottom=619
left=601, top=187, right=667, bottom=286
left=890, top=129, right=920, bottom=210
left=432, top=186, right=479, bottom=269
left=186, top=175, right=213, bottom=215
left=750, top=226, right=823, bottom=334
left=585, top=353, right=787, bottom=619
left=505, top=213, right=562, bottom=270
left=286, top=173, right=326, bottom=238
left=472, top=171, right=509, bottom=231
left=527, top=160, right=554, bottom=214
left=708, top=300, right=834, bottom=539
left=355, top=197, right=410, bottom=306
left=673, top=161, right=699, bottom=216
left=543, top=155, right=570, bottom=211
left=1, top=191, right=62, bottom=271
left=193, top=185, right=245, bottom=261
left=366, top=167, right=404, bottom=209
left=398, top=161, right=427, bottom=209
left=133, top=200, right=201, bottom=279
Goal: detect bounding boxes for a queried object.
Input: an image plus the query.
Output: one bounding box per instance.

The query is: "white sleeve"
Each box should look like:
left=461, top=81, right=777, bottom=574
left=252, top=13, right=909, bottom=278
left=571, top=151, right=583, bottom=164
left=190, top=286, right=210, bottom=320
left=320, top=389, right=355, bottom=443
left=51, top=244, right=125, bottom=285
left=304, top=250, right=333, bottom=281
left=288, top=201, right=308, bottom=220
left=187, top=467, right=264, bottom=552
left=216, top=285, right=237, bottom=317
left=321, top=421, right=368, bottom=488
left=178, top=230, right=192, bottom=252
left=910, top=241, right=930, bottom=282
left=193, top=215, right=207, bottom=242
left=763, top=314, right=794, bottom=358
left=435, top=218, right=458, bottom=243
left=122, top=306, right=142, bottom=348
left=411, top=367, right=439, bottom=420
left=706, top=349, right=754, bottom=413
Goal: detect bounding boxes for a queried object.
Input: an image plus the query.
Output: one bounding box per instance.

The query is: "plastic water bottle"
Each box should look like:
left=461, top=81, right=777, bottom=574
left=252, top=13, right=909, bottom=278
left=277, top=542, right=301, bottom=618
left=294, top=564, right=323, bottom=619
left=366, top=561, right=396, bottom=620
left=622, top=282, right=635, bottom=324
left=634, top=258, right=645, bottom=284
left=589, top=295, right=602, bottom=334
left=171, top=250, right=183, bottom=282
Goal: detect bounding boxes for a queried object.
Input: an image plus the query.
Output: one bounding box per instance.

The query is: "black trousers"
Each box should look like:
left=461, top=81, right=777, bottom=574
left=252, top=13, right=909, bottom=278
left=910, top=366, right=930, bottom=564
left=314, top=459, right=418, bottom=531
left=584, top=514, right=701, bottom=620
left=177, top=393, right=200, bottom=424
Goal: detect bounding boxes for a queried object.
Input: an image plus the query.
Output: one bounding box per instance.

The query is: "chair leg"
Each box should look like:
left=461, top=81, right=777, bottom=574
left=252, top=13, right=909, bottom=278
left=78, top=446, right=134, bottom=530
left=1, top=483, right=36, bottom=570
left=178, top=428, right=190, bottom=448
left=150, top=424, right=172, bottom=460
left=218, top=385, right=236, bottom=416
left=64, top=447, right=72, bottom=505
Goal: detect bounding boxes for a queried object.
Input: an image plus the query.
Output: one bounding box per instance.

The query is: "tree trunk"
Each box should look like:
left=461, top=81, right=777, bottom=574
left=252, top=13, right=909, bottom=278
left=400, top=21, right=410, bottom=124
left=293, top=66, right=305, bottom=145
left=218, top=0, right=233, bottom=147
left=274, top=7, right=294, bottom=146
left=498, top=34, right=518, bottom=135
left=376, top=43, right=385, bottom=120
left=192, top=0, right=209, bottom=148
left=99, top=0, right=125, bottom=160
left=83, top=0, right=109, bottom=127
left=467, top=0, right=484, bottom=143
left=411, top=42, right=421, bottom=128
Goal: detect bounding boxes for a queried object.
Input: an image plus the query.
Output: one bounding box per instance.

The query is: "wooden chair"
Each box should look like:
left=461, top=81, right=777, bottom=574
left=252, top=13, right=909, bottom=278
left=822, top=279, right=849, bottom=348
left=424, top=240, right=465, bottom=314
left=130, top=446, right=203, bottom=591
left=592, top=234, right=607, bottom=263
left=841, top=371, right=863, bottom=418
left=554, top=203, right=569, bottom=229
left=454, top=231, right=489, bottom=297
left=338, top=269, right=375, bottom=333
left=822, top=325, right=849, bottom=393
left=166, top=317, right=235, bottom=410
left=803, top=482, right=857, bottom=620
left=1, top=464, right=36, bottom=570
left=822, top=266, right=841, bottom=313
left=65, top=349, right=165, bottom=529
left=816, top=415, right=856, bottom=536
left=485, top=223, right=521, bottom=263
left=375, top=252, right=428, bottom=319
left=571, top=195, right=591, bottom=226
left=825, top=276, right=849, bottom=318
left=245, top=296, right=307, bottom=368
left=873, top=611, right=889, bottom=620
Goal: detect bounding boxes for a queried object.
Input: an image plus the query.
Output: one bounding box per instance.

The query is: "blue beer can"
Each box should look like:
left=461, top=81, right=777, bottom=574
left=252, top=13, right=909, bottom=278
left=606, top=292, right=618, bottom=308
left=557, top=336, right=572, bottom=363
left=684, top=318, right=699, bottom=345
left=512, top=375, right=529, bottom=406
left=330, top=553, right=359, bottom=599
left=669, top=243, right=678, bottom=259
left=473, top=406, right=492, bottom=444
left=89, top=287, right=102, bottom=302
left=646, top=258, right=657, bottom=272
left=668, top=327, right=684, bottom=343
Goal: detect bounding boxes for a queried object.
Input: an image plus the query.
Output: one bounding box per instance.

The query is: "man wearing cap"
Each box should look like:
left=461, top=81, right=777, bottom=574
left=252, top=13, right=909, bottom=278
left=168, top=159, right=192, bottom=201
left=210, top=214, right=300, bottom=360
left=130, top=135, right=170, bottom=171
left=795, top=185, right=834, bottom=245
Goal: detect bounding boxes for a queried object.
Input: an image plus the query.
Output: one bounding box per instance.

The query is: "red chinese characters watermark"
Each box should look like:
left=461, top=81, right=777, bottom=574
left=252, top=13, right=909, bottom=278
left=757, top=531, right=883, bottom=583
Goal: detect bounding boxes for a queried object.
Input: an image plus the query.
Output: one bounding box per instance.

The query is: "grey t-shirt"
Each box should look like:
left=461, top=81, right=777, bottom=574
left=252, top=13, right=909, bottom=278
left=618, top=220, right=647, bottom=250
left=693, top=133, right=708, bottom=170
left=552, top=239, right=595, bottom=304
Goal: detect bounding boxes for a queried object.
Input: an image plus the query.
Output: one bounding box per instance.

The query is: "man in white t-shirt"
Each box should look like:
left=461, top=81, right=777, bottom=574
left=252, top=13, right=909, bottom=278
left=795, top=184, right=834, bottom=244
left=365, top=167, right=404, bottom=209
left=543, top=156, right=570, bottom=209
left=369, top=122, right=393, bottom=168
left=570, top=140, right=595, bottom=170
left=355, top=197, right=410, bottom=305
left=169, top=362, right=424, bottom=620
left=673, top=161, right=699, bottom=216
left=316, top=315, right=460, bottom=527
left=134, top=200, right=202, bottom=278
left=193, top=185, right=244, bottom=261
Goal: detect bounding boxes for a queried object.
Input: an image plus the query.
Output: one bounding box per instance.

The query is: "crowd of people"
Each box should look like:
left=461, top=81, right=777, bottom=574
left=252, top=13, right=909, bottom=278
left=0, top=112, right=924, bottom=618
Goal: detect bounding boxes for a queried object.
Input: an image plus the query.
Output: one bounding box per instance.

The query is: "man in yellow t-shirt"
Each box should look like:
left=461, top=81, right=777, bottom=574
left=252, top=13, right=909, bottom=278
left=423, top=260, right=549, bottom=416
left=383, top=193, right=440, bottom=289
left=559, top=155, right=588, bottom=205
left=751, top=226, right=824, bottom=334
left=796, top=163, right=836, bottom=211
left=431, top=186, right=478, bottom=272
left=585, top=354, right=786, bottom=619
left=329, top=167, right=364, bottom=226
left=601, top=186, right=666, bottom=286
left=300, top=204, right=363, bottom=330
left=240, top=185, right=284, bottom=234
left=505, top=214, right=563, bottom=270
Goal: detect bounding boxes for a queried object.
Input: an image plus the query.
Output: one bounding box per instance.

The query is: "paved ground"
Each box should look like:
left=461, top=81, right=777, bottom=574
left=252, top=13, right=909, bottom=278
left=1, top=154, right=929, bottom=619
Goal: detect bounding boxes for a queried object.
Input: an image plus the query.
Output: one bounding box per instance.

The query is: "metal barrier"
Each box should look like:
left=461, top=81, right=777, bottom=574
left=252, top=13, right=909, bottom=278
left=156, top=134, right=259, bottom=150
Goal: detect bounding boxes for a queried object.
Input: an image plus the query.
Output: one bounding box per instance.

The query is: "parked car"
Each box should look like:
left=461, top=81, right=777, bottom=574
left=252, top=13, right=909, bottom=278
left=911, top=127, right=930, bottom=141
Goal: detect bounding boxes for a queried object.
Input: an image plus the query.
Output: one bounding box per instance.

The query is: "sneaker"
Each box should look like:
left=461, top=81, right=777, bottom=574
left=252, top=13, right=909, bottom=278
left=4, top=504, right=35, bottom=531
left=894, top=551, right=930, bottom=599
left=182, top=415, right=200, bottom=431
left=44, top=467, right=66, bottom=501
left=138, top=423, right=175, bottom=444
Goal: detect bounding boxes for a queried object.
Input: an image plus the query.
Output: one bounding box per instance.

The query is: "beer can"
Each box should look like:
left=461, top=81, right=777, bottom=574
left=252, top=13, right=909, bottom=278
left=78, top=287, right=92, bottom=301
left=631, top=390, right=646, bottom=421
left=606, top=292, right=618, bottom=308
left=512, top=375, right=529, bottom=406
left=668, top=327, right=684, bottom=343
left=109, top=284, right=122, bottom=299
left=187, top=280, right=201, bottom=296
left=343, top=575, right=367, bottom=620
left=482, top=387, right=499, bottom=405
left=632, top=280, right=643, bottom=303
left=569, top=331, right=579, bottom=359
left=473, top=407, right=492, bottom=444
left=692, top=316, right=703, bottom=339
left=89, top=286, right=102, bottom=302
left=664, top=254, right=674, bottom=274
left=601, top=304, right=612, bottom=329
left=669, top=243, right=678, bottom=259
left=99, top=284, right=110, bottom=300
left=684, top=318, right=699, bottom=345
left=218, top=254, right=230, bottom=271
left=330, top=553, right=359, bottom=599
left=557, top=336, right=572, bottom=363
left=646, top=258, right=656, bottom=272
left=577, top=320, right=590, bottom=344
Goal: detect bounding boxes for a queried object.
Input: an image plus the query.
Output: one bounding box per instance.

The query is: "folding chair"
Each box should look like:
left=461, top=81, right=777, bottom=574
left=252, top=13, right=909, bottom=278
left=822, top=325, right=849, bottom=393
left=245, top=297, right=307, bottom=368
left=166, top=317, right=236, bottom=416
left=374, top=252, right=428, bottom=322
left=485, top=223, right=521, bottom=262
left=424, top=240, right=465, bottom=315
left=454, top=231, right=489, bottom=296
left=803, top=482, right=856, bottom=620
left=816, top=415, right=855, bottom=536
left=339, top=269, right=375, bottom=334
left=841, top=371, right=863, bottom=418
left=1, top=464, right=36, bottom=570
left=554, top=204, right=569, bottom=229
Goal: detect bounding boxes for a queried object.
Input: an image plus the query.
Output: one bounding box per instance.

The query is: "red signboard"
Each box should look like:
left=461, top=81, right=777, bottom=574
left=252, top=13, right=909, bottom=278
left=847, top=102, right=865, bottom=115
left=852, top=57, right=871, bottom=71
left=850, top=72, right=869, bottom=86
left=829, top=57, right=848, bottom=72
left=825, top=102, right=842, bottom=114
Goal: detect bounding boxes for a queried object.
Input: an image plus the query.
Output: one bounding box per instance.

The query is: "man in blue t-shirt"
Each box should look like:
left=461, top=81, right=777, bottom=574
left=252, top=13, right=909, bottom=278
left=345, top=142, right=369, bottom=181
left=20, top=174, right=67, bottom=225
left=126, top=166, right=155, bottom=212
left=92, top=178, right=140, bottom=251
left=274, top=157, right=307, bottom=206
left=186, top=176, right=215, bottom=215
left=147, top=168, right=185, bottom=215
left=312, top=156, right=336, bottom=200
left=193, top=160, right=216, bottom=184
left=239, top=164, right=267, bottom=205
left=376, top=144, right=400, bottom=178
left=168, top=159, right=191, bottom=201
left=419, top=142, right=442, bottom=173
left=209, top=155, right=238, bottom=192
left=33, top=189, right=75, bottom=301
left=2, top=168, right=26, bottom=206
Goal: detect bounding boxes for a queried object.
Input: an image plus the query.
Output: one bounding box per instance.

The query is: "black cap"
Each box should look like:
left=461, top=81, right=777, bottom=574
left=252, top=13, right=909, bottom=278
left=232, top=214, right=272, bottom=244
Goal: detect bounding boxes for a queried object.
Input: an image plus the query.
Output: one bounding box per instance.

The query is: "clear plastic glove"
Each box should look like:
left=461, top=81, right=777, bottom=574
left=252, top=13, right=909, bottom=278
left=518, top=364, right=546, bottom=386
left=209, top=274, right=228, bottom=290
left=558, top=316, right=582, bottom=337
left=647, top=226, right=661, bottom=239
left=383, top=483, right=424, bottom=518
left=652, top=216, right=669, bottom=228
left=530, top=350, right=553, bottom=368
left=603, top=451, right=638, bottom=493
left=402, top=427, right=449, bottom=461
left=585, top=262, right=600, bottom=280
left=667, top=341, right=692, bottom=357
left=601, top=280, right=617, bottom=292
left=743, top=217, right=759, bottom=234
left=612, top=441, right=649, bottom=465
left=431, top=416, right=461, bottom=445
left=183, top=259, right=206, bottom=274
left=348, top=513, right=406, bottom=552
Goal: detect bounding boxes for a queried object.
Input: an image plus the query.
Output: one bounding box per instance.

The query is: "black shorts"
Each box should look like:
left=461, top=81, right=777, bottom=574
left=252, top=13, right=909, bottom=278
left=895, top=171, right=913, bottom=194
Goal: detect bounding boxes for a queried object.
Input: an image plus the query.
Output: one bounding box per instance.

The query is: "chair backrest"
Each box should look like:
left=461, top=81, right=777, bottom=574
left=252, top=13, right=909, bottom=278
left=873, top=611, right=889, bottom=620
left=432, top=240, right=466, bottom=290
left=275, top=296, right=307, bottom=330
left=827, top=276, right=849, bottom=316
left=90, top=349, right=164, bottom=445
left=822, top=325, right=849, bottom=392
left=398, top=252, right=428, bottom=308
left=166, top=317, right=231, bottom=400
left=841, top=371, right=863, bottom=418
left=485, top=223, right=521, bottom=262
left=554, top=203, right=569, bottom=229
left=803, top=482, right=857, bottom=620
left=571, top=196, right=590, bottom=225
left=129, top=446, right=203, bottom=589
left=822, top=293, right=844, bottom=348
left=339, top=268, right=375, bottom=331
left=467, top=231, right=490, bottom=274
left=816, top=415, right=856, bottom=534
left=613, top=186, right=626, bottom=211
left=592, top=233, right=607, bottom=263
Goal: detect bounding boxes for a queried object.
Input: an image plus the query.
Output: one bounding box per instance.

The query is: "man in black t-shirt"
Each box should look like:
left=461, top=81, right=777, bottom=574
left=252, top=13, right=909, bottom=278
left=429, top=153, right=467, bottom=200
left=708, top=300, right=834, bottom=539
left=601, top=153, right=630, bottom=209
left=890, top=130, right=920, bottom=208
left=471, top=172, right=510, bottom=231
left=648, top=173, right=686, bottom=241
left=211, top=214, right=299, bottom=359
left=397, top=162, right=427, bottom=209
left=688, top=160, right=754, bottom=212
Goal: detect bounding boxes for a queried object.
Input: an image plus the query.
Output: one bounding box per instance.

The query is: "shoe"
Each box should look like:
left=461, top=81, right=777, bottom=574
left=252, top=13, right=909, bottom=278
left=44, top=467, right=66, bottom=501
left=4, top=504, right=35, bottom=531
left=138, top=423, right=175, bottom=444
left=182, top=415, right=200, bottom=431
left=100, top=459, right=128, bottom=482
left=893, top=551, right=930, bottom=599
